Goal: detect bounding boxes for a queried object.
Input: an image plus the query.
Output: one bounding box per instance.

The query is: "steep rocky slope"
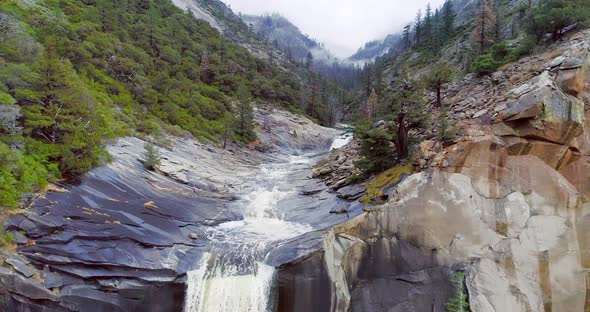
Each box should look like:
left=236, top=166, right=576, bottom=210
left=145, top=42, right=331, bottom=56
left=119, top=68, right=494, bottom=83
left=278, top=29, right=590, bottom=311
left=348, top=34, right=402, bottom=62
left=242, top=14, right=335, bottom=63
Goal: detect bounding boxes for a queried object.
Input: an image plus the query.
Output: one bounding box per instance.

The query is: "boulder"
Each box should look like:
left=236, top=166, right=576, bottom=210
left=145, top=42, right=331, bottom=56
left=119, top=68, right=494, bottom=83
left=556, top=66, right=585, bottom=96
left=496, top=84, right=585, bottom=145
left=336, top=184, right=366, bottom=200
left=559, top=156, right=590, bottom=199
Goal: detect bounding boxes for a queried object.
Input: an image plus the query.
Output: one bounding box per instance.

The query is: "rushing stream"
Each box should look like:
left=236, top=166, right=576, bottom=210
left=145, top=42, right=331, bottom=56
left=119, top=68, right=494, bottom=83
left=184, top=133, right=352, bottom=312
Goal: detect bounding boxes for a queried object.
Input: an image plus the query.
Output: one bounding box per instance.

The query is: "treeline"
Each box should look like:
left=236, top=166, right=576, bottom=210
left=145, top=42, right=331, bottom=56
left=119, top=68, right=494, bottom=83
left=402, top=0, right=456, bottom=54
left=0, top=0, right=305, bottom=209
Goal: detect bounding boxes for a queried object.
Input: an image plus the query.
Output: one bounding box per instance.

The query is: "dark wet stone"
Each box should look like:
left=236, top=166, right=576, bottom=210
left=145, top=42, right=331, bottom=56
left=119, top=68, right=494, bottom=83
left=10, top=231, right=28, bottom=245
left=300, top=184, right=325, bottom=195
left=277, top=250, right=331, bottom=312
left=337, top=184, right=366, bottom=200
left=6, top=256, right=37, bottom=278
left=0, top=266, right=57, bottom=301
left=43, top=270, right=63, bottom=289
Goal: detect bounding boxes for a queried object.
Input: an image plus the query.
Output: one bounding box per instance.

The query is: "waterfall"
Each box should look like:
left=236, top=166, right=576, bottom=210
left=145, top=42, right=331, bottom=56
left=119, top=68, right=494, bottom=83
left=184, top=156, right=314, bottom=312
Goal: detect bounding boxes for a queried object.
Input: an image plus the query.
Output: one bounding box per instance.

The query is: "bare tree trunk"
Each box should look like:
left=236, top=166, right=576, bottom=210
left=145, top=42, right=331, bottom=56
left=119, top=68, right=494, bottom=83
left=395, top=114, right=409, bottom=160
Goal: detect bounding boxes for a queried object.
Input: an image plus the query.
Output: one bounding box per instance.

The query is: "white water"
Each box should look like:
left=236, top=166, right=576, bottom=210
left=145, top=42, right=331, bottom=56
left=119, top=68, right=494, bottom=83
left=184, top=155, right=315, bottom=312
left=330, top=130, right=353, bottom=150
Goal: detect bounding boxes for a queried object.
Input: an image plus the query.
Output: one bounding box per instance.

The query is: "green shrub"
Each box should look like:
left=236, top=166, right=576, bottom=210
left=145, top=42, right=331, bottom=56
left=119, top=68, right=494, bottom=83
left=0, top=228, right=14, bottom=251
left=0, top=92, right=16, bottom=105
left=0, top=142, right=53, bottom=209
left=356, top=124, right=395, bottom=175
left=471, top=55, right=499, bottom=75
left=137, top=119, right=161, bottom=136
left=490, top=42, right=511, bottom=63
left=143, top=141, right=161, bottom=171
left=510, top=36, right=537, bottom=60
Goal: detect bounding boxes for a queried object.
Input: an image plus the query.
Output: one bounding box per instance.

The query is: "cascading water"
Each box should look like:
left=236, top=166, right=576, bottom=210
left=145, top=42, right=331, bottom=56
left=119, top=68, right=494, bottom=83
left=184, top=155, right=315, bottom=312
left=330, top=126, right=353, bottom=150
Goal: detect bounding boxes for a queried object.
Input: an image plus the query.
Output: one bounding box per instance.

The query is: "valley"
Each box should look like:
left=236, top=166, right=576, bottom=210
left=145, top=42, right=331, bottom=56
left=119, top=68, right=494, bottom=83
left=1, top=0, right=590, bottom=311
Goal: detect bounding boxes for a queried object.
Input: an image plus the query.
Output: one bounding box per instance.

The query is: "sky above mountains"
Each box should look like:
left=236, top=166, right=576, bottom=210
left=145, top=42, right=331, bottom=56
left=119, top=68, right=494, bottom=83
left=221, top=0, right=446, bottom=58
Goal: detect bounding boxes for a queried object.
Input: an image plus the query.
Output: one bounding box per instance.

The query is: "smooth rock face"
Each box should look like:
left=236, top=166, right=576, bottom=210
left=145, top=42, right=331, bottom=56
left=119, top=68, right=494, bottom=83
left=0, top=107, right=344, bottom=312
left=312, top=167, right=585, bottom=312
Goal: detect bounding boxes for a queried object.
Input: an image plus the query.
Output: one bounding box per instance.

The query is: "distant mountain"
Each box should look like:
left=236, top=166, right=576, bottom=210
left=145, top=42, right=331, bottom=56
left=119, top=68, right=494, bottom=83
left=241, top=13, right=336, bottom=63
left=348, top=33, right=402, bottom=62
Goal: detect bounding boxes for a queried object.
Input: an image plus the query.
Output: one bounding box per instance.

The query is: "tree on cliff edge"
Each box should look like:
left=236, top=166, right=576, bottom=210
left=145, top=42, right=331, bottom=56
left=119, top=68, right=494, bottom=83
left=387, top=77, right=428, bottom=161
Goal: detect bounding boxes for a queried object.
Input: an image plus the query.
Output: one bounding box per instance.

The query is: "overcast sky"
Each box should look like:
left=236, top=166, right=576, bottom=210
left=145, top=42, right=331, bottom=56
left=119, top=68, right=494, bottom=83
left=221, top=0, right=447, bottom=58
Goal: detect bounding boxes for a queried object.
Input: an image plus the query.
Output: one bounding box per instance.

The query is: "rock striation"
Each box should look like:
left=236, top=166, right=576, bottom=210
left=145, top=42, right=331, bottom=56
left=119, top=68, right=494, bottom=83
left=0, top=107, right=343, bottom=311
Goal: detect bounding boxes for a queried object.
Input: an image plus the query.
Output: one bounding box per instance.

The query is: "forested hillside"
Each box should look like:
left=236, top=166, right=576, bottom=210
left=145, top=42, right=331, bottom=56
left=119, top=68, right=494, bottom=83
left=349, top=0, right=590, bottom=177
left=0, top=0, right=311, bottom=210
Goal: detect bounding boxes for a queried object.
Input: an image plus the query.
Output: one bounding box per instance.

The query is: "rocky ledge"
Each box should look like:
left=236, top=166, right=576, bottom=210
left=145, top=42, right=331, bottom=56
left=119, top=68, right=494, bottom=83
left=276, top=29, right=590, bottom=311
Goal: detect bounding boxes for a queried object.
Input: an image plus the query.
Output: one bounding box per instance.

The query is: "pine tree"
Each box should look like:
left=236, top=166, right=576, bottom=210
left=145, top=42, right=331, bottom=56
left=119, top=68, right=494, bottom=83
left=472, top=0, right=498, bottom=55
left=143, top=141, right=161, bottom=171
left=200, top=50, right=212, bottom=84
left=305, top=51, right=314, bottom=69
left=402, top=24, right=412, bottom=49
left=441, top=0, right=456, bottom=40
left=424, top=63, right=453, bottom=108
left=356, top=123, right=395, bottom=175
left=423, top=4, right=434, bottom=47
left=446, top=271, right=470, bottom=312
left=414, top=10, right=423, bottom=44
left=235, top=84, right=256, bottom=142
left=387, top=76, right=428, bottom=161
left=526, top=0, right=590, bottom=42
left=22, top=38, right=103, bottom=175
left=367, top=88, right=379, bottom=123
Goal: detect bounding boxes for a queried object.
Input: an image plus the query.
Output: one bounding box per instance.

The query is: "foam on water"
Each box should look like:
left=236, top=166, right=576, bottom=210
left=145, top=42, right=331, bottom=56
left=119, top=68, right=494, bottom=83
left=184, top=152, right=315, bottom=312
left=330, top=132, right=353, bottom=150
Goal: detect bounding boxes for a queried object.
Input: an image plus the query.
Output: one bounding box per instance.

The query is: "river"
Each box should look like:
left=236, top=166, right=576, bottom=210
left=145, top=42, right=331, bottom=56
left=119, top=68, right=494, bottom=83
left=184, top=132, right=353, bottom=312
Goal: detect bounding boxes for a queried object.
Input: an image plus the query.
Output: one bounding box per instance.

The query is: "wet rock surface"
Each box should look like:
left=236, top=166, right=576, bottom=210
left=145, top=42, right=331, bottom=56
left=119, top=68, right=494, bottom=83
left=0, top=107, right=352, bottom=311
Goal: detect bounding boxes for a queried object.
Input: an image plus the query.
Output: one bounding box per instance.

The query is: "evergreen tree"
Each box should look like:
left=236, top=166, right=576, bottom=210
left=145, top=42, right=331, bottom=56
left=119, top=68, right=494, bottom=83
left=367, top=88, right=379, bottom=123
left=356, top=123, right=395, bottom=175
left=472, top=0, right=498, bottom=55
left=402, top=24, right=412, bottom=49
left=143, top=141, right=161, bottom=171
left=441, top=0, right=456, bottom=40
left=424, top=63, right=453, bottom=108
left=526, top=0, right=590, bottom=41
left=235, top=84, right=256, bottom=142
left=21, top=38, right=103, bottom=175
left=414, top=10, right=423, bottom=44
left=200, top=50, right=213, bottom=84
left=422, top=4, right=434, bottom=47
left=305, top=51, right=314, bottom=69
left=446, top=271, right=470, bottom=312
left=387, top=76, right=428, bottom=161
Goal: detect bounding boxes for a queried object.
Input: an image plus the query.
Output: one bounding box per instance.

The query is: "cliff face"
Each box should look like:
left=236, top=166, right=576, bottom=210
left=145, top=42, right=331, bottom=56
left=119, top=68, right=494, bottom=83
left=279, top=29, right=590, bottom=312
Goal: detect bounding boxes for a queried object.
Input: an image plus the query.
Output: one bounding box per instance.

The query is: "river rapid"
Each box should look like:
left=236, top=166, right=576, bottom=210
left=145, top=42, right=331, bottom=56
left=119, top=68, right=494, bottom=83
left=184, top=133, right=353, bottom=312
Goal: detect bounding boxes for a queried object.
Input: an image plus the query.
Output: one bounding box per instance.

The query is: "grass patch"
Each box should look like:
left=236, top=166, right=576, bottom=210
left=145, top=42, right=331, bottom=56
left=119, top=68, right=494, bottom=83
left=360, top=164, right=412, bottom=205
